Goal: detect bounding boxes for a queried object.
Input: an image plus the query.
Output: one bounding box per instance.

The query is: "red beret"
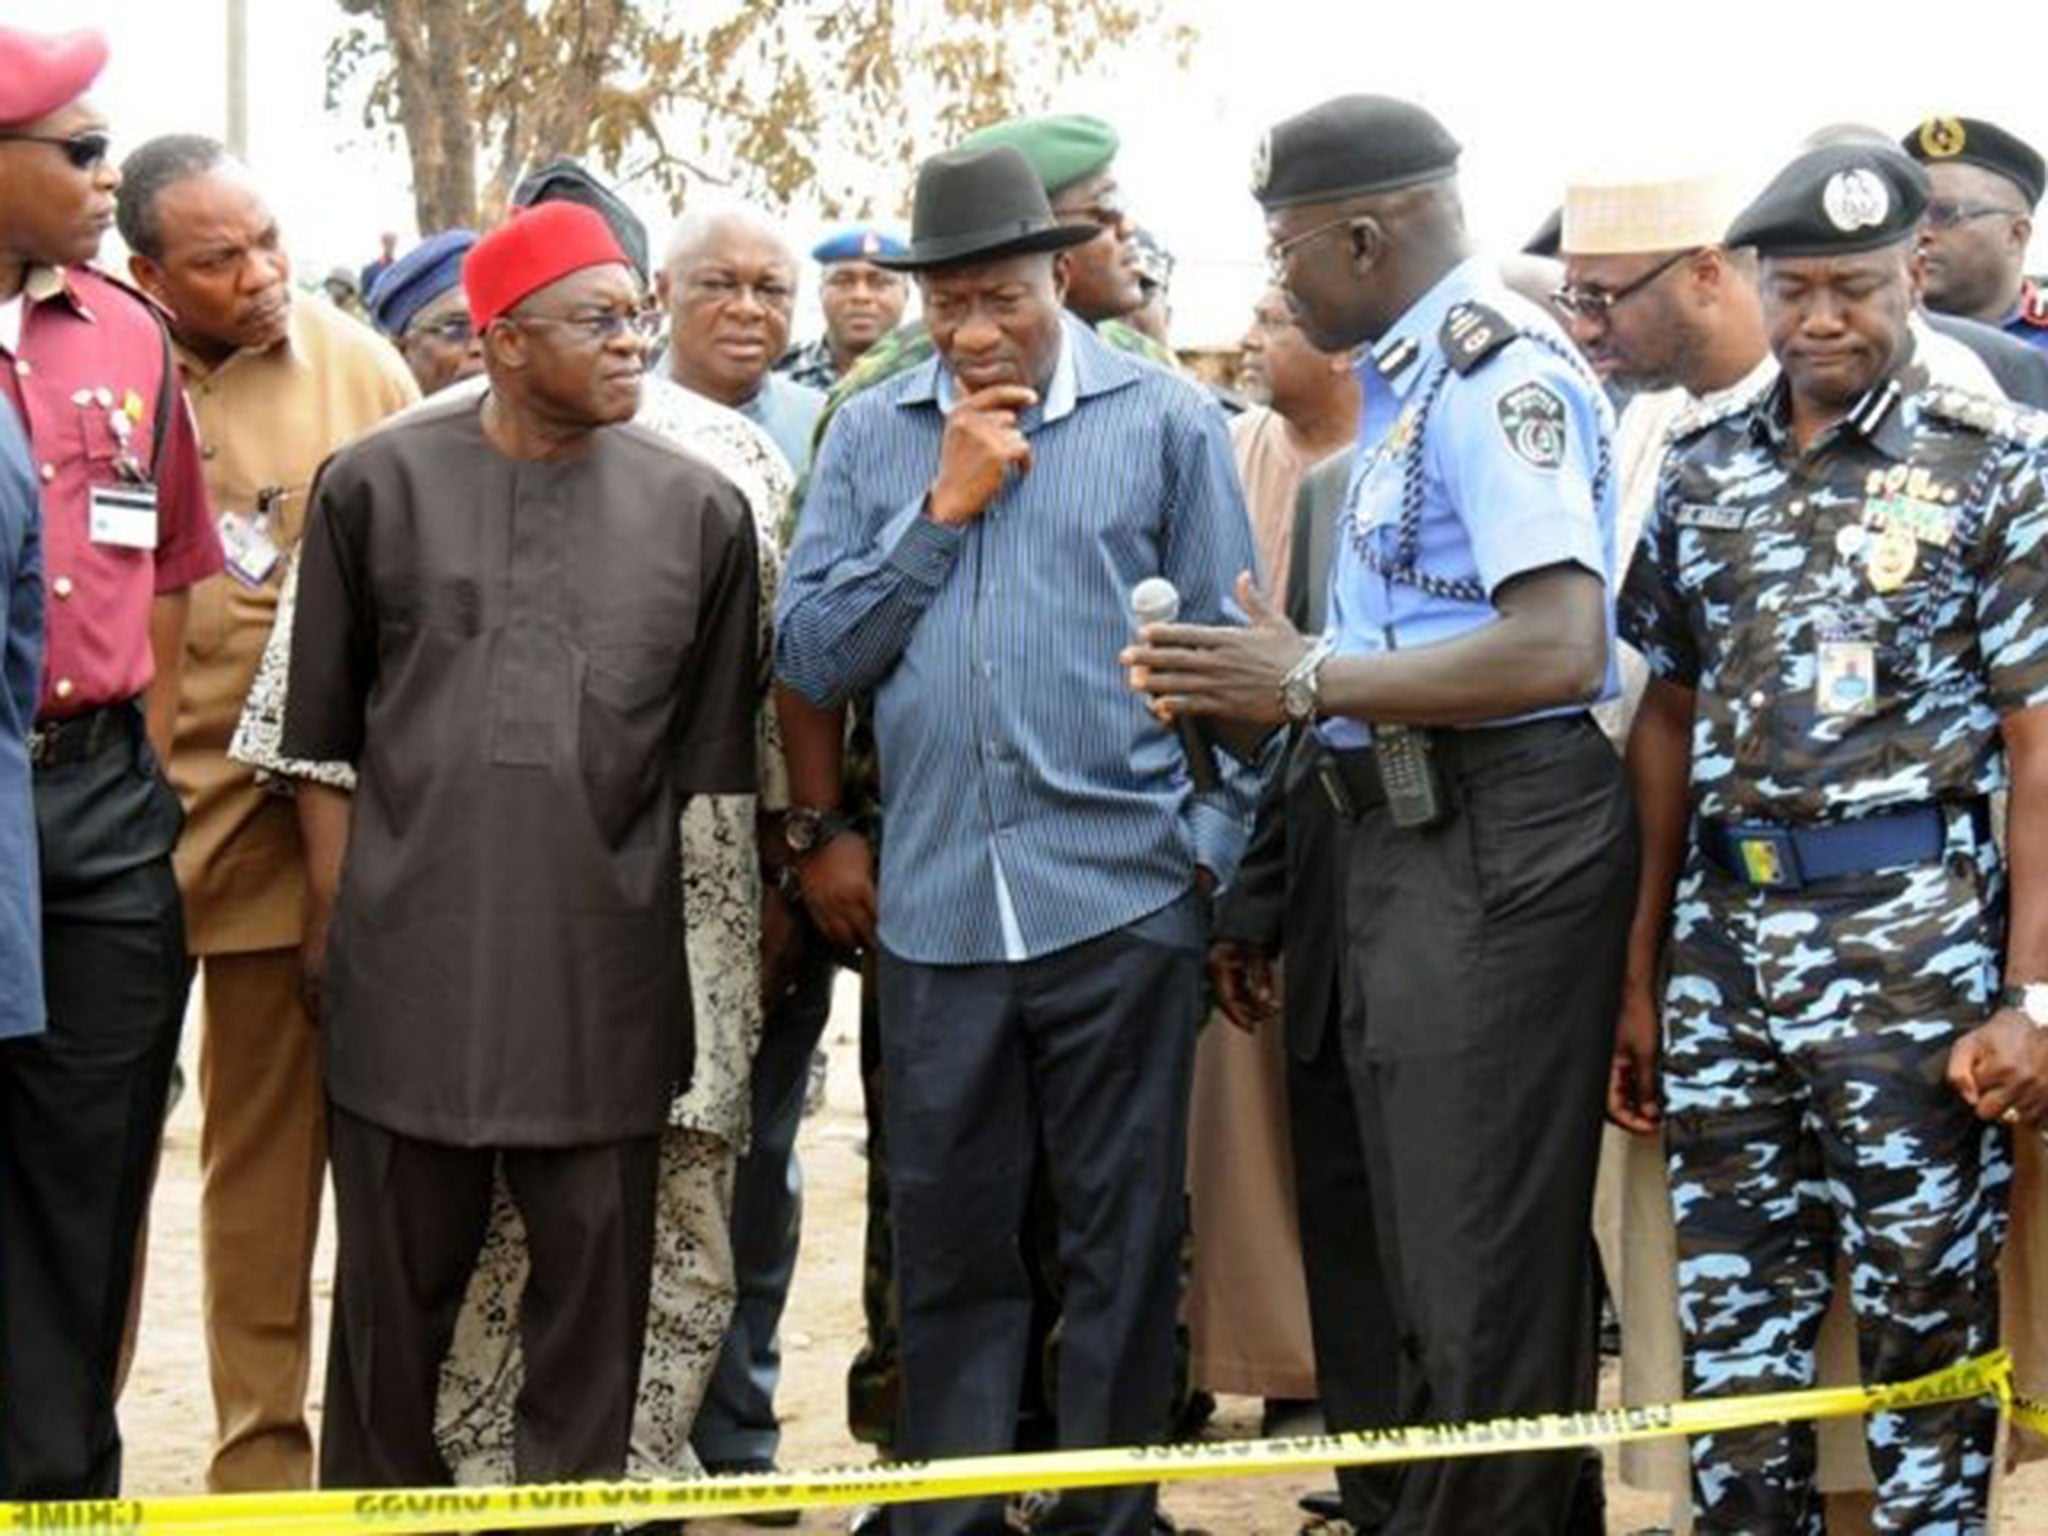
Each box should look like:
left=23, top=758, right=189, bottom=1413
left=463, top=203, right=631, bottom=329
left=0, top=27, right=109, bottom=129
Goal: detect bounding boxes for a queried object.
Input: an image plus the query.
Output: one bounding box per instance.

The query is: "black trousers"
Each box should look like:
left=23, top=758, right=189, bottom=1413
left=877, top=890, right=1206, bottom=1536
left=1288, top=1001, right=1402, bottom=1531
left=0, top=708, right=187, bottom=1499
left=320, top=1107, right=659, bottom=1532
left=1339, top=716, right=1637, bottom=1536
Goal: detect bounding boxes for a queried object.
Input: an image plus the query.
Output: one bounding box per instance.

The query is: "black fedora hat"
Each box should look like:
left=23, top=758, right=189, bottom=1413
left=877, top=145, right=1098, bottom=272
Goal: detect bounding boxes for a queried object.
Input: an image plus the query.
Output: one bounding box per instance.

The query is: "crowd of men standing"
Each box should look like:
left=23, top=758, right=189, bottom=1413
left=6, top=15, right=2048, bottom=1536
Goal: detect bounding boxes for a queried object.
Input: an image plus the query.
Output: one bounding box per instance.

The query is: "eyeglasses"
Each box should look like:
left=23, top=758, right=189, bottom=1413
left=508, top=306, right=662, bottom=344
left=1264, top=215, right=1369, bottom=280
left=1921, top=199, right=2024, bottom=231
left=0, top=130, right=113, bottom=172
left=1551, top=247, right=1699, bottom=322
left=405, top=314, right=476, bottom=346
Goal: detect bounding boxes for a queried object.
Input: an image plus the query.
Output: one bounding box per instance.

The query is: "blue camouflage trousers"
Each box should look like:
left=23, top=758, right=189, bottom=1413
left=1661, top=809, right=2011, bottom=1534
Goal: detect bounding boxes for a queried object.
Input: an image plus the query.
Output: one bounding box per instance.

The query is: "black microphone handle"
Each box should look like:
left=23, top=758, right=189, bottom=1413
left=1176, top=714, right=1221, bottom=793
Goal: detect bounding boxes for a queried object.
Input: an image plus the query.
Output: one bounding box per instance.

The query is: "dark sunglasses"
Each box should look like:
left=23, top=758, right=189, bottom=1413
left=0, top=130, right=113, bottom=172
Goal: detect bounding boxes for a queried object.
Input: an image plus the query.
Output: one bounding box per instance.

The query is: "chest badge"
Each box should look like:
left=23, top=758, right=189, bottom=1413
left=1865, top=524, right=1919, bottom=593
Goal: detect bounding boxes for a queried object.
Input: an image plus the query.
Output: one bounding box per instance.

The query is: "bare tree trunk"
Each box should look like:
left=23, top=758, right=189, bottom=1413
left=378, top=0, right=480, bottom=230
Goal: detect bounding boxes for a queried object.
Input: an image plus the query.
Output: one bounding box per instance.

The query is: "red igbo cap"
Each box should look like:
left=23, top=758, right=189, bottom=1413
left=0, top=27, right=109, bottom=129
left=463, top=203, right=631, bottom=329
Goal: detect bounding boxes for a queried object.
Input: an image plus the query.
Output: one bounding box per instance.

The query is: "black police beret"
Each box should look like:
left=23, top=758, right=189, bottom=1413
left=1252, top=94, right=1460, bottom=211
left=1902, top=115, right=2046, bottom=208
left=1725, top=143, right=1928, bottom=259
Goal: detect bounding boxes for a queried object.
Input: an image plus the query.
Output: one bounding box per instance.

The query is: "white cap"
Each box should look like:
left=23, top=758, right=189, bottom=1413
left=1561, top=168, right=1742, bottom=256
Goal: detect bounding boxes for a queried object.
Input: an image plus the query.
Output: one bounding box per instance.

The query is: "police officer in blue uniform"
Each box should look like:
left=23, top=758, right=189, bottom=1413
left=1124, top=94, right=1638, bottom=1535
left=0, top=396, right=41, bottom=1048
left=1616, top=140, right=2048, bottom=1535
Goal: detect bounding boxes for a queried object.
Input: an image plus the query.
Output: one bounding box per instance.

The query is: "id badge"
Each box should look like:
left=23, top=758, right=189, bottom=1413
left=218, top=510, right=282, bottom=588
left=1815, top=612, right=1878, bottom=718
left=87, top=483, right=159, bottom=549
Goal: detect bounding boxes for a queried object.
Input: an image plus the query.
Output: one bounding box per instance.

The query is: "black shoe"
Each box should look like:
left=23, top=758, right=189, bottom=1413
left=1297, top=1490, right=1345, bottom=1521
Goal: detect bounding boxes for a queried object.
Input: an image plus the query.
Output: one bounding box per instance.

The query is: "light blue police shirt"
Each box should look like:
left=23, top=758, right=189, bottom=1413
left=1322, top=255, right=1619, bottom=748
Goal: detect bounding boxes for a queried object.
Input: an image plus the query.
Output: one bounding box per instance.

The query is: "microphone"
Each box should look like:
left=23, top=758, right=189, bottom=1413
left=1129, top=578, right=1220, bottom=792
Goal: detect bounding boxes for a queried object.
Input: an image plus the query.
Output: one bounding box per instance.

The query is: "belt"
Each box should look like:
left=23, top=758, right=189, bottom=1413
left=1315, top=714, right=1593, bottom=821
left=27, top=703, right=134, bottom=771
left=1697, top=802, right=1983, bottom=891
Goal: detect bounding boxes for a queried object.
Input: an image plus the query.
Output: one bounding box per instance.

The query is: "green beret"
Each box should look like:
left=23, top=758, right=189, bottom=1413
left=954, top=113, right=1119, bottom=196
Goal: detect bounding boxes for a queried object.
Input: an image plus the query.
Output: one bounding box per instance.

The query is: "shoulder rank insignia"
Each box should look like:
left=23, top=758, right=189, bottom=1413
left=1441, top=301, right=1519, bottom=376
left=1921, top=384, right=2048, bottom=449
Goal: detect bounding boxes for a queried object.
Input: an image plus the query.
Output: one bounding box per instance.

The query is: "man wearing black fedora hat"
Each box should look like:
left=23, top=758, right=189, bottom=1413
left=777, top=143, right=1262, bottom=1536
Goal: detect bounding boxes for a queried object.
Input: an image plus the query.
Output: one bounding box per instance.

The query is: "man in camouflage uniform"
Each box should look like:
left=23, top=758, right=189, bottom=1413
left=1615, top=140, right=2048, bottom=1533
left=773, top=122, right=1184, bottom=1515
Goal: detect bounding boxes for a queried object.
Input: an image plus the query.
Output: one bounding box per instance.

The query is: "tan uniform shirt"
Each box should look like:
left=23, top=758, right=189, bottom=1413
left=170, top=298, right=417, bottom=955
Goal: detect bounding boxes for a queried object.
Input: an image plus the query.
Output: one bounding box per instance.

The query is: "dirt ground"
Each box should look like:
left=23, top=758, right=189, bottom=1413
left=123, top=976, right=2048, bottom=1532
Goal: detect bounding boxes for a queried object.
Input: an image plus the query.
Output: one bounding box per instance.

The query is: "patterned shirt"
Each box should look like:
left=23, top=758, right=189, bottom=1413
left=1621, top=370, right=2048, bottom=825
left=777, top=337, right=839, bottom=394
left=776, top=315, right=1261, bottom=965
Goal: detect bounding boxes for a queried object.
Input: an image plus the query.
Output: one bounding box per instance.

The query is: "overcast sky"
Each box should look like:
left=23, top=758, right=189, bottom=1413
left=14, top=0, right=2047, bottom=346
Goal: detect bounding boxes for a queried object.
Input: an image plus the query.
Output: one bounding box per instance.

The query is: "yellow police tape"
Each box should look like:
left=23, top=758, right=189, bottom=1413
left=2, top=1352, right=2034, bottom=1534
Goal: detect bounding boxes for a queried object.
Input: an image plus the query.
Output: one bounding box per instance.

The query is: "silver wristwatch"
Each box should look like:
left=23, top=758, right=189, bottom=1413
left=1279, top=636, right=1336, bottom=723
left=2001, top=981, right=2048, bottom=1027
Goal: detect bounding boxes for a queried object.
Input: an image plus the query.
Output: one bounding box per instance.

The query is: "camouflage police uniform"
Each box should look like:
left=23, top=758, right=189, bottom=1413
left=1622, top=365, right=2048, bottom=1531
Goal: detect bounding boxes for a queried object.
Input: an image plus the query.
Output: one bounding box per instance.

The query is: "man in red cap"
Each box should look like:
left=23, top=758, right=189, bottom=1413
left=0, top=24, right=221, bottom=1500
left=281, top=201, right=759, bottom=1509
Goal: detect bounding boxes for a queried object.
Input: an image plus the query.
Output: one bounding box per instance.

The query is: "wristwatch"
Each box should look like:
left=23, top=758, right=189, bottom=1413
left=784, top=807, right=856, bottom=858
left=1279, top=635, right=1336, bottom=723
left=2001, top=982, right=2048, bottom=1027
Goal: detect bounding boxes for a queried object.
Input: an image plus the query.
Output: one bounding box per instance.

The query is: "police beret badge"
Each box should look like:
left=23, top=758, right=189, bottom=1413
left=1823, top=168, right=1890, bottom=233
left=1250, top=131, right=1273, bottom=200
left=1497, top=382, right=1567, bottom=472
left=1918, top=117, right=1968, bottom=159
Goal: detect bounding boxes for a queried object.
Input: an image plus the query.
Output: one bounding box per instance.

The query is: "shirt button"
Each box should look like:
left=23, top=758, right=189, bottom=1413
left=52, top=576, right=72, bottom=600
left=1748, top=689, right=1767, bottom=708
left=1788, top=499, right=1805, bottom=514
left=38, top=463, right=54, bottom=482
left=12, top=359, right=28, bottom=378
left=201, top=444, right=216, bottom=461
left=53, top=677, right=75, bottom=701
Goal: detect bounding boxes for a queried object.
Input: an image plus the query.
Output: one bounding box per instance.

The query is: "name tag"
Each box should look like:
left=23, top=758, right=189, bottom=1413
left=218, top=510, right=282, bottom=588
left=1674, top=502, right=1747, bottom=531
left=88, top=484, right=159, bottom=549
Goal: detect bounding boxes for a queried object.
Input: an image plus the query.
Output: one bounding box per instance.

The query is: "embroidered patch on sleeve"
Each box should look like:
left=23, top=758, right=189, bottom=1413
left=1497, top=381, right=1567, bottom=471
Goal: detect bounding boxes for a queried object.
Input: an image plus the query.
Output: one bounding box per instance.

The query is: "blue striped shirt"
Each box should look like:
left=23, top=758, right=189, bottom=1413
left=776, top=316, right=1263, bottom=964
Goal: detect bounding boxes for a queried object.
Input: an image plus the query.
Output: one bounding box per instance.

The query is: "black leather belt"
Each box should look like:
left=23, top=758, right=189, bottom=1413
left=1697, top=801, right=1985, bottom=891
left=27, top=702, right=133, bottom=771
left=1315, top=714, right=1593, bottom=820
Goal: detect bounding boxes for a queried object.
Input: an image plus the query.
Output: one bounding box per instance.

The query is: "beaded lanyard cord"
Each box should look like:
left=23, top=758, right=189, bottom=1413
left=1348, top=330, right=1614, bottom=605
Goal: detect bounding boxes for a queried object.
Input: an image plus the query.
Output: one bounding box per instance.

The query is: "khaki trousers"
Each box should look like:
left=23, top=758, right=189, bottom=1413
left=195, top=945, right=325, bottom=1491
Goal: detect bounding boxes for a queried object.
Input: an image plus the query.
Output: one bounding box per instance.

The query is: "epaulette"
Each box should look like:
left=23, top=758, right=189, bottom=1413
left=1919, top=384, right=2048, bottom=449
left=1440, top=301, right=1519, bottom=376
left=1664, top=389, right=1754, bottom=446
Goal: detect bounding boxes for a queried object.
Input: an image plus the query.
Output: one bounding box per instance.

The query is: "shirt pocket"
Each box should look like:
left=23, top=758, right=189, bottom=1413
left=583, top=640, right=679, bottom=713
